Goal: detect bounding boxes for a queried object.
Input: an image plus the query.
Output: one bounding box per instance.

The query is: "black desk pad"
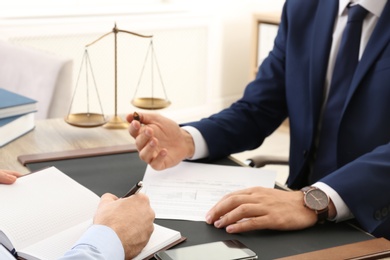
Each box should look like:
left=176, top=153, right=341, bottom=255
left=26, top=152, right=373, bottom=259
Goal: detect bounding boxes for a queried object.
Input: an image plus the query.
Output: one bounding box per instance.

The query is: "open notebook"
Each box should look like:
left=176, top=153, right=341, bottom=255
left=0, top=167, right=184, bottom=260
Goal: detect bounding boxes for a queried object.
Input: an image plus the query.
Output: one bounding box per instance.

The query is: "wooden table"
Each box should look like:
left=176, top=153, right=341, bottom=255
left=0, top=117, right=134, bottom=173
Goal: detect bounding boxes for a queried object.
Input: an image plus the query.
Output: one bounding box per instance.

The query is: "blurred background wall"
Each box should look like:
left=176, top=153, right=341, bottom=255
left=0, top=0, right=284, bottom=123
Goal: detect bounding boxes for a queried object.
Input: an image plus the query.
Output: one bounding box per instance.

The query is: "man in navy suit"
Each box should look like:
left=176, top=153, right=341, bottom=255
left=128, top=0, right=390, bottom=239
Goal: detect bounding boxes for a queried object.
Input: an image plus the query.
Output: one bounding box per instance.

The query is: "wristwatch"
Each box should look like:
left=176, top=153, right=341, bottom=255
left=301, top=186, right=329, bottom=224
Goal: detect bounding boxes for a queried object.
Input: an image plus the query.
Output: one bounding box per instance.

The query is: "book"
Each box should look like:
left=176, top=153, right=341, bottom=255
left=0, top=166, right=185, bottom=260
left=0, top=88, right=37, bottom=119
left=0, top=112, right=35, bottom=147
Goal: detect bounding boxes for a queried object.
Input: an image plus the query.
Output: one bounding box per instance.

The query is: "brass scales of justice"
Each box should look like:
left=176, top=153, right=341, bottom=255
left=65, top=24, right=171, bottom=129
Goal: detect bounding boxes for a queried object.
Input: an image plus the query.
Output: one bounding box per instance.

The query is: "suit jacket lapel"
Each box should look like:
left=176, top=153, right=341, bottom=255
left=309, top=0, right=338, bottom=135
left=344, top=1, right=390, bottom=109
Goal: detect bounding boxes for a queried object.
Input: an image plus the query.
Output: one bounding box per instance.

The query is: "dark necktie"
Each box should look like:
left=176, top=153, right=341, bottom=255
left=312, top=4, right=368, bottom=181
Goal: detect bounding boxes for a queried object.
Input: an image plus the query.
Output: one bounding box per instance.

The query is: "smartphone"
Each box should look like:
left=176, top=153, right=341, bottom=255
left=155, top=239, right=258, bottom=260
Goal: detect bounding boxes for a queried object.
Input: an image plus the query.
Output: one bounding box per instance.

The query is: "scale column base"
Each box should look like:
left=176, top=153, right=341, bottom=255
left=103, top=115, right=129, bottom=129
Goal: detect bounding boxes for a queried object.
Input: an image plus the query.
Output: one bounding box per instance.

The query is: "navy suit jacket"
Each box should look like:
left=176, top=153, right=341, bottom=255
left=186, top=0, right=390, bottom=238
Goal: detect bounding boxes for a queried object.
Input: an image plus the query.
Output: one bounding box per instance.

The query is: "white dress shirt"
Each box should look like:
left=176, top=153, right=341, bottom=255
left=183, top=0, right=387, bottom=222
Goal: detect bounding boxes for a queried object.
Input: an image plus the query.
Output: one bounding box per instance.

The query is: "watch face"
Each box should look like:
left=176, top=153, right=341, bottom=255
left=304, top=189, right=329, bottom=211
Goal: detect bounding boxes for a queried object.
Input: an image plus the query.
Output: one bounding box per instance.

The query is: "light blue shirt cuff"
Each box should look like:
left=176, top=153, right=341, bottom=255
left=181, top=126, right=209, bottom=160
left=314, top=182, right=354, bottom=222
left=59, top=225, right=124, bottom=260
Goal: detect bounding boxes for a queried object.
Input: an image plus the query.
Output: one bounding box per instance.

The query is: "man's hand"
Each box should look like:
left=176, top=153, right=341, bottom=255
left=205, top=187, right=320, bottom=233
left=94, top=193, right=155, bottom=260
left=0, top=170, right=21, bottom=184
left=127, top=112, right=195, bottom=170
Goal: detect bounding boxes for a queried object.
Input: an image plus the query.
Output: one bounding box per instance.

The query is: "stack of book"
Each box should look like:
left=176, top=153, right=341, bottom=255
left=0, top=88, right=37, bottom=147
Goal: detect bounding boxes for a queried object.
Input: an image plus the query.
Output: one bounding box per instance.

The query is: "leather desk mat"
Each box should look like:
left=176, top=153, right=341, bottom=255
left=21, top=146, right=374, bottom=259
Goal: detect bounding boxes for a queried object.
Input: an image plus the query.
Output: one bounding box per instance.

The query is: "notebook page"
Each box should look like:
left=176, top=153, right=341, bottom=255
left=0, top=167, right=100, bottom=251
left=134, top=223, right=182, bottom=260
left=21, top=219, right=92, bottom=260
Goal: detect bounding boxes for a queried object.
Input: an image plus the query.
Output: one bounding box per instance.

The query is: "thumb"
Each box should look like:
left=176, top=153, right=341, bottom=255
left=99, top=193, right=118, bottom=206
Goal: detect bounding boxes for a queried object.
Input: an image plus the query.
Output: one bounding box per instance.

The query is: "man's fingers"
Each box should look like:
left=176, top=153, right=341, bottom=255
left=206, top=192, right=265, bottom=224
left=129, top=120, right=141, bottom=137
left=0, top=170, right=22, bottom=184
left=138, top=137, right=160, bottom=163
left=99, top=193, right=118, bottom=206
left=127, top=112, right=144, bottom=123
left=133, top=126, right=155, bottom=152
left=226, top=216, right=270, bottom=233
left=4, top=170, right=22, bottom=178
left=148, top=149, right=169, bottom=171
left=0, top=174, right=17, bottom=184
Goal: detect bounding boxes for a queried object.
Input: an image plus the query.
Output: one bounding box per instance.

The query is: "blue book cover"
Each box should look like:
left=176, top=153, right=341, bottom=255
left=0, top=88, right=37, bottom=119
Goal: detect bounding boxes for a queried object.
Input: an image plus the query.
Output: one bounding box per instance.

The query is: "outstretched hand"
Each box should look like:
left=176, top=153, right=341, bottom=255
left=127, top=112, right=195, bottom=170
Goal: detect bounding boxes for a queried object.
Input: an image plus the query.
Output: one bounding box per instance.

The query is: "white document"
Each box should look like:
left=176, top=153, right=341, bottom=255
left=141, top=161, right=276, bottom=221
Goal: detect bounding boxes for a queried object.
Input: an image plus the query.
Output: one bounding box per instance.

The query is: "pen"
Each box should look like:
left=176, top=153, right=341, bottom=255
left=122, top=181, right=143, bottom=198
left=133, top=112, right=141, bottom=122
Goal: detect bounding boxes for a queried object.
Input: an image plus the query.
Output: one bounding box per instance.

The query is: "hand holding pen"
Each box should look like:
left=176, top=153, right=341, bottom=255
left=123, top=181, right=143, bottom=198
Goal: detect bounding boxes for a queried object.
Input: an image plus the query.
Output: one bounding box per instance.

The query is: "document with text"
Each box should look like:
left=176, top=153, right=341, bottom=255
left=141, top=161, right=276, bottom=221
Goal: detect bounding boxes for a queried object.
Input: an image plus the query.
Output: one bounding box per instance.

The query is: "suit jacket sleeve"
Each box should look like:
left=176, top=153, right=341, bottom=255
left=187, top=0, right=390, bottom=239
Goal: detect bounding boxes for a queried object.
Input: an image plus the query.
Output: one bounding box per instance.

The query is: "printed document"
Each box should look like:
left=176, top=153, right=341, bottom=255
left=141, top=162, right=276, bottom=221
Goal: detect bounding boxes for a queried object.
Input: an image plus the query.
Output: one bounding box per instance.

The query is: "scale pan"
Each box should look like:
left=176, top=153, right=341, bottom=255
left=65, top=113, right=107, bottom=128
left=132, top=98, right=171, bottom=110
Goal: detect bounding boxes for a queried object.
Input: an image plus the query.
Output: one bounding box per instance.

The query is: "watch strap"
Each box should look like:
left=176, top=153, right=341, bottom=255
left=316, top=208, right=328, bottom=224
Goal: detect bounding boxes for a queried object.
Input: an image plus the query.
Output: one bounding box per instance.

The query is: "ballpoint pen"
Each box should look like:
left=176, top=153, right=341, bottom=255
left=122, top=181, right=143, bottom=198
